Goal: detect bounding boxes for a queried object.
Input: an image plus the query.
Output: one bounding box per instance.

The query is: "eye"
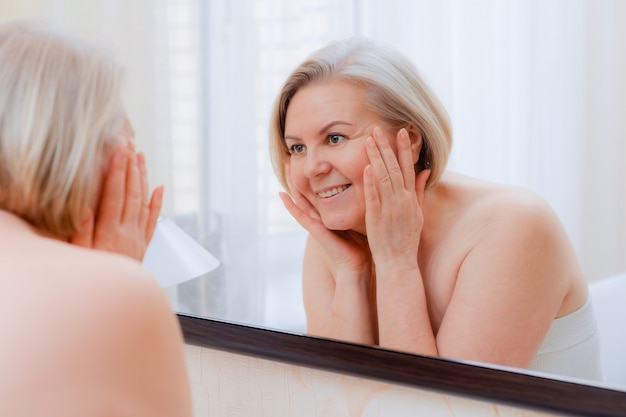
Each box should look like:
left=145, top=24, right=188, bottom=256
left=288, top=144, right=306, bottom=155
left=327, top=134, right=346, bottom=145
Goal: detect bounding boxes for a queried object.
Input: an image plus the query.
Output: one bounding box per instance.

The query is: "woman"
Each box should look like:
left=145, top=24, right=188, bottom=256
left=0, top=20, right=192, bottom=415
left=270, top=37, right=602, bottom=380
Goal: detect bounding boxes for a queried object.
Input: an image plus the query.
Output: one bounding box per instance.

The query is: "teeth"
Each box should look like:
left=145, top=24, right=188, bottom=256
left=318, top=185, right=349, bottom=198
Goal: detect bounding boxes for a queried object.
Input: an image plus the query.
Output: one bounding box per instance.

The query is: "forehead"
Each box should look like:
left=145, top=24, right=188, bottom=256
left=284, top=80, right=376, bottom=133
left=288, top=79, right=367, bottom=114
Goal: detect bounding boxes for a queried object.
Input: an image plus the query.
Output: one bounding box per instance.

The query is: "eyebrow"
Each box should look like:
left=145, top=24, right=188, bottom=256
left=284, top=121, right=353, bottom=141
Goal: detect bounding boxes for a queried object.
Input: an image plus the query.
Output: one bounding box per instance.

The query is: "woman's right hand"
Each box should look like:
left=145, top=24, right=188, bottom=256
left=279, top=164, right=371, bottom=281
left=281, top=162, right=375, bottom=344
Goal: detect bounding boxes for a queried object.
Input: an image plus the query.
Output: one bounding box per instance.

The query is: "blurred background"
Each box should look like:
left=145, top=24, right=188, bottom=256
left=1, top=0, right=624, bottom=333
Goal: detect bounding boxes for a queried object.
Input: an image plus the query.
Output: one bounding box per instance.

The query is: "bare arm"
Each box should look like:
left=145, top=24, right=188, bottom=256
left=363, top=128, right=577, bottom=366
left=301, top=234, right=374, bottom=344
left=363, top=127, right=437, bottom=356
left=373, top=192, right=575, bottom=365
left=280, top=161, right=375, bottom=345
left=8, top=252, right=192, bottom=417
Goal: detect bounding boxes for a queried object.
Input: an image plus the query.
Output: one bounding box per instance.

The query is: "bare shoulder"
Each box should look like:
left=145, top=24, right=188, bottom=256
left=446, top=172, right=586, bottom=305
left=2, top=237, right=167, bottom=321
left=0, top=241, right=191, bottom=416
left=448, top=173, right=563, bottom=235
left=481, top=186, right=557, bottom=227
left=427, top=172, right=578, bottom=289
left=46, top=243, right=172, bottom=327
left=433, top=175, right=586, bottom=366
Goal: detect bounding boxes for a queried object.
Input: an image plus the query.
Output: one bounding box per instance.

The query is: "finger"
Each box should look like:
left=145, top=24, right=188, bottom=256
left=285, top=160, right=321, bottom=220
left=363, top=164, right=381, bottom=214
left=365, top=134, right=393, bottom=201
left=293, top=189, right=321, bottom=220
left=137, top=151, right=150, bottom=222
left=97, top=146, right=127, bottom=222
left=122, top=150, right=143, bottom=222
left=279, top=192, right=326, bottom=235
left=137, top=151, right=149, bottom=199
left=70, top=210, right=94, bottom=248
left=415, top=169, right=431, bottom=207
left=144, top=185, right=164, bottom=243
left=372, top=127, right=404, bottom=191
left=397, top=128, right=416, bottom=190
left=280, top=192, right=313, bottom=228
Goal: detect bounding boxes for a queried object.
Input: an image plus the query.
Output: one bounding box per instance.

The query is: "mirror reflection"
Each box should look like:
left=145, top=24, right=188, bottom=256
left=167, top=2, right=624, bottom=390
left=7, top=0, right=622, bottom=391
left=269, top=35, right=602, bottom=380
left=167, top=2, right=623, bottom=390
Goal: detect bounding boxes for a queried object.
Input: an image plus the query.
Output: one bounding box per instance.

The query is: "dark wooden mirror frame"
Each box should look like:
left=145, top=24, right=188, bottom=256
left=178, top=313, right=626, bottom=417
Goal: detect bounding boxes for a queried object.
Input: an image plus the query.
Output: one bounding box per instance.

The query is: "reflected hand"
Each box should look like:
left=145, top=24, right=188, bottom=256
left=279, top=163, right=371, bottom=278
left=71, top=143, right=163, bottom=261
left=363, top=127, right=430, bottom=272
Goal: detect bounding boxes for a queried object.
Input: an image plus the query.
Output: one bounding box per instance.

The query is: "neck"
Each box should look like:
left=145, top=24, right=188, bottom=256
left=420, top=173, right=456, bottom=249
left=0, top=209, right=67, bottom=242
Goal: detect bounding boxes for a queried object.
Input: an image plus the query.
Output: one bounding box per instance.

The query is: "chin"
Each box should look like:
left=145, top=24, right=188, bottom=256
left=321, top=216, right=358, bottom=232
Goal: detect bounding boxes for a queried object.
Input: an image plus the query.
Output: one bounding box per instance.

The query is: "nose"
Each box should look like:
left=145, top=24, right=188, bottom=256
left=303, top=148, right=331, bottom=178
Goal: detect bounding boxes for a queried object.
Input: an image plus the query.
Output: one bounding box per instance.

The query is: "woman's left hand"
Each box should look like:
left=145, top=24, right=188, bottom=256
left=363, top=127, right=430, bottom=273
left=71, top=143, right=163, bottom=261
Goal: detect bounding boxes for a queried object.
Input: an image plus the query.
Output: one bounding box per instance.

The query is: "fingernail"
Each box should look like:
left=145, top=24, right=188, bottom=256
left=399, top=128, right=410, bottom=147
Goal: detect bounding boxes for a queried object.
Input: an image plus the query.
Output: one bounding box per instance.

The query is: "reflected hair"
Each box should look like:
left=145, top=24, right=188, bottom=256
left=269, top=37, right=452, bottom=191
left=0, top=19, right=125, bottom=239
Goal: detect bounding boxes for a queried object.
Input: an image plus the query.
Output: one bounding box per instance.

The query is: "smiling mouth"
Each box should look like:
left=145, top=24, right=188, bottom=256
left=318, top=185, right=351, bottom=198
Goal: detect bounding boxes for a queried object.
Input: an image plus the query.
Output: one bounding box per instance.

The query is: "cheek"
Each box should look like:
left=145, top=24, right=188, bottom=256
left=287, top=160, right=307, bottom=192
left=344, top=144, right=370, bottom=183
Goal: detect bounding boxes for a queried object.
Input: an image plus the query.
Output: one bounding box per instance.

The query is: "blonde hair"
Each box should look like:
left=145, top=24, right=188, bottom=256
left=269, top=37, right=452, bottom=191
left=0, top=19, right=125, bottom=239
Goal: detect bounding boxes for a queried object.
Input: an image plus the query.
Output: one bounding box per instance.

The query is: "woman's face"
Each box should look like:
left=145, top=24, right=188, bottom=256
left=284, top=79, right=397, bottom=234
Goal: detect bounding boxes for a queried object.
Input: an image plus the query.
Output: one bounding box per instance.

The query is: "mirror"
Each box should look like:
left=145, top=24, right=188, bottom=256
left=165, top=0, right=626, bottom=393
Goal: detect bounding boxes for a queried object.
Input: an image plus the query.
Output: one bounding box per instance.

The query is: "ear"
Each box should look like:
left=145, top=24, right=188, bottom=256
left=405, top=125, right=423, bottom=165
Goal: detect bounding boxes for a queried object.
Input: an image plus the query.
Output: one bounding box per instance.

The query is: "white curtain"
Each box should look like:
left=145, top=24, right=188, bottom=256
left=2, top=0, right=624, bottom=333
